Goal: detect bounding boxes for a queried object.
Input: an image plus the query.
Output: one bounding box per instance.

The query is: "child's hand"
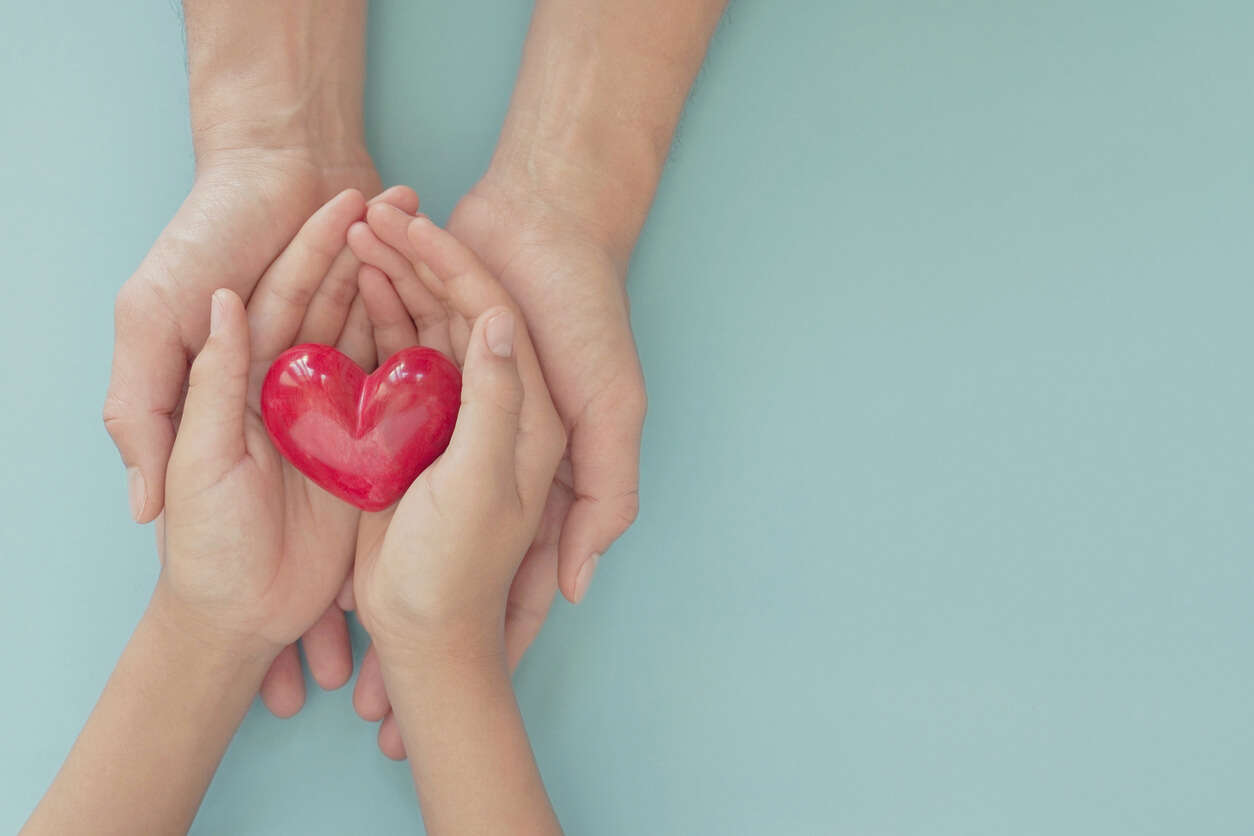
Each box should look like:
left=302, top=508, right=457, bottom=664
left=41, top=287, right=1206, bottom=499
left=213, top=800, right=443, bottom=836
left=158, top=188, right=416, bottom=667
left=348, top=215, right=566, bottom=665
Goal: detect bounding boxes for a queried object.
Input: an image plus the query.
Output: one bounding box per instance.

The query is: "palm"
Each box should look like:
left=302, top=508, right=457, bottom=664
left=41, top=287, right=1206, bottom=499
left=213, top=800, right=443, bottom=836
left=230, top=184, right=420, bottom=714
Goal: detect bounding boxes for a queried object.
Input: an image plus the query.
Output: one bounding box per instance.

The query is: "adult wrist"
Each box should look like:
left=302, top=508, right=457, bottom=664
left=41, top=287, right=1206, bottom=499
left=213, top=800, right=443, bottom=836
left=484, top=125, right=658, bottom=267
left=184, top=0, right=369, bottom=165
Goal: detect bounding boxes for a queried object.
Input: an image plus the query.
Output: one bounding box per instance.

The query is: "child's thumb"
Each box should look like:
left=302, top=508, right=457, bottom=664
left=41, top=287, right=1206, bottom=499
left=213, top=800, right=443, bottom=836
left=445, top=307, right=523, bottom=481
left=179, top=289, right=251, bottom=465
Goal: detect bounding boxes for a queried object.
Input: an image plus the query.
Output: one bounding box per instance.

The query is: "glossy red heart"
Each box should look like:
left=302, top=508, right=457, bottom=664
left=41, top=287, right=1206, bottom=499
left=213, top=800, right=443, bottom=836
left=261, top=344, right=462, bottom=511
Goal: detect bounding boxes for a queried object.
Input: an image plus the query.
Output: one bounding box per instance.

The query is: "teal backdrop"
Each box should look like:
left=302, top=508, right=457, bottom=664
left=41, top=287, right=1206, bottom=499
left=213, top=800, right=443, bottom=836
left=2, top=2, right=1252, bottom=833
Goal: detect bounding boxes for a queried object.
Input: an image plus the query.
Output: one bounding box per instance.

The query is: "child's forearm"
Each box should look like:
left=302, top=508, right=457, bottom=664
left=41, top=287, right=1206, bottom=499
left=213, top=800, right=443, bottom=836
left=22, top=584, right=273, bottom=836
left=379, top=644, right=562, bottom=835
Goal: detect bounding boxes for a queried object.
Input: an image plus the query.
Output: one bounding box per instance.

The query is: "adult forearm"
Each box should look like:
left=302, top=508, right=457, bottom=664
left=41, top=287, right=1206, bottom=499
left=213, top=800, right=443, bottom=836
left=490, top=0, right=728, bottom=262
left=184, top=0, right=369, bottom=162
left=23, top=585, right=272, bottom=835
left=379, top=647, right=561, bottom=835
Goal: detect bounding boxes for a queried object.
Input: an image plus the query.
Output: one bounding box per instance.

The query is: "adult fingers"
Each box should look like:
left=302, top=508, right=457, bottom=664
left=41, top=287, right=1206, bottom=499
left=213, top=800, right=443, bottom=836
left=301, top=604, right=353, bottom=691
left=358, top=264, right=419, bottom=359
left=352, top=644, right=390, bottom=722
left=377, top=712, right=407, bottom=761
left=504, top=482, right=570, bottom=669
left=557, top=389, right=646, bottom=604
left=259, top=643, right=306, bottom=718
left=102, top=282, right=185, bottom=522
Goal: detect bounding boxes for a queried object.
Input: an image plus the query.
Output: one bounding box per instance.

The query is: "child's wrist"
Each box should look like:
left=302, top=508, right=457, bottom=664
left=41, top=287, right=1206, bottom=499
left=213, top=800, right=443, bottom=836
left=147, top=582, right=283, bottom=674
left=369, top=617, right=507, bottom=675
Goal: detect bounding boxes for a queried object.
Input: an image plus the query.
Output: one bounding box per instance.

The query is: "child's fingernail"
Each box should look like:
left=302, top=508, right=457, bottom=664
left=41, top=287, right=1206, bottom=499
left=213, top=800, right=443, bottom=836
left=127, top=467, right=146, bottom=522
left=485, top=310, right=515, bottom=358
left=209, top=290, right=226, bottom=335
left=573, top=553, right=600, bottom=603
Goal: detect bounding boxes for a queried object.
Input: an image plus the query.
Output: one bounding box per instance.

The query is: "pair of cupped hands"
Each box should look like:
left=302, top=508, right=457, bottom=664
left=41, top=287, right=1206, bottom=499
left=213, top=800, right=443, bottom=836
left=103, top=154, right=646, bottom=760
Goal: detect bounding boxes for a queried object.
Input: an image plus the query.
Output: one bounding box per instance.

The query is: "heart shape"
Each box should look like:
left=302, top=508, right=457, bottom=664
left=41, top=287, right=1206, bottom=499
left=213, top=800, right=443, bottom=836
left=261, top=344, right=462, bottom=511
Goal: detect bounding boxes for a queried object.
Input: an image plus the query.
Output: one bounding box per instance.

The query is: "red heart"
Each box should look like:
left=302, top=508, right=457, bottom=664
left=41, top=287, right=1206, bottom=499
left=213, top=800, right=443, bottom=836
left=261, top=344, right=462, bottom=511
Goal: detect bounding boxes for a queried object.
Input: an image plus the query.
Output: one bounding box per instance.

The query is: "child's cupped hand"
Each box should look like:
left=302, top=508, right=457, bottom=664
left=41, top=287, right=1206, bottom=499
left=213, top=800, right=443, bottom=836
left=347, top=212, right=566, bottom=666
left=156, top=187, right=419, bottom=669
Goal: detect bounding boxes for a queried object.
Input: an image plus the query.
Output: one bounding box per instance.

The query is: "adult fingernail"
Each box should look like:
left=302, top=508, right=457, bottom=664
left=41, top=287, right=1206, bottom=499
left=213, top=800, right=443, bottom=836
left=209, top=290, right=225, bottom=335
left=573, top=553, right=600, bottom=603
left=485, top=310, right=515, bottom=358
left=127, top=467, right=146, bottom=522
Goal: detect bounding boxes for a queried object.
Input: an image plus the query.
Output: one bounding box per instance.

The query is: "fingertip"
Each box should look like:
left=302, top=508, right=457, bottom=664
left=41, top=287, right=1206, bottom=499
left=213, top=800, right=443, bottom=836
left=259, top=645, right=306, bottom=718
left=366, top=200, right=411, bottom=228
left=304, top=607, right=354, bottom=691
left=482, top=307, right=516, bottom=359
left=557, top=502, right=631, bottom=603
left=378, top=713, right=407, bottom=761
left=353, top=645, right=390, bottom=721
left=337, top=187, right=367, bottom=213
left=347, top=219, right=376, bottom=254
left=208, top=288, right=246, bottom=338
left=336, top=576, right=356, bottom=612
left=131, top=470, right=166, bottom=524
left=371, top=185, right=419, bottom=214
left=406, top=213, right=435, bottom=244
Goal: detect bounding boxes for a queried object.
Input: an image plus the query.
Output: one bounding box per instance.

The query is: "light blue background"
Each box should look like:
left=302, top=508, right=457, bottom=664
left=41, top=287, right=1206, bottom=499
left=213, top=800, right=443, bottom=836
left=3, top=1, right=1252, bottom=833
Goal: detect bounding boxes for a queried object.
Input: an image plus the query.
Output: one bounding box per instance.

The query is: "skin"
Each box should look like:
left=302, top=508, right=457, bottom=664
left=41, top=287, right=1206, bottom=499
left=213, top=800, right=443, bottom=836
left=349, top=0, right=731, bottom=758
left=353, top=219, right=567, bottom=832
left=103, top=0, right=728, bottom=743
left=103, top=0, right=382, bottom=716
left=27, top=203, right=564, bottom=834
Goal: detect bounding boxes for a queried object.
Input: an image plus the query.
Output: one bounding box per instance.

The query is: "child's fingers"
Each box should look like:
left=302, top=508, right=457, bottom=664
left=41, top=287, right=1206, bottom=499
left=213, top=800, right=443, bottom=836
left=335, top=294, right=377, bottom=371
left=178, top=289, right=250, bottom=468
left=443, top=307, right=523, bottom=492
left=358, top=265, right=419, bottom=359
left=293, top=245, right=365, bottom=346
left=360, top=205, right=455, bottom=358
left=407, top=218, right=564, bottom=500
left=248, top=189, right=366, bottom=364
left=297, top=186, right=421, bottom=345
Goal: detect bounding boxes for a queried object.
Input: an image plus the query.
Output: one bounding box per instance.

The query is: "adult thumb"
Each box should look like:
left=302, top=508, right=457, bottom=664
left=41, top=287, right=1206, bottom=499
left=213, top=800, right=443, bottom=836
left=102, top=285, right=186, bottom=523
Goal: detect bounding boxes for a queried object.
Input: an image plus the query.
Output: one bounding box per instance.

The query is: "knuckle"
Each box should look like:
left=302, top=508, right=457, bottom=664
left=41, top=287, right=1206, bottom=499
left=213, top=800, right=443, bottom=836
left=112, top=280, right=148, bottom=325
left=614, top=490, right=641, bottom=530
left=101, top=394, right=129, bottom=440
left=622, top=383, right=648, bottom=423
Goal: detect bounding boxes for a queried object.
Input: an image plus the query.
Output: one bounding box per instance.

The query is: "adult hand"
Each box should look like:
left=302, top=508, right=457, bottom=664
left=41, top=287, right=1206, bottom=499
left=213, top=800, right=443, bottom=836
left=447, top=177, right=647, bottom=638
left=104, top=149, right=380, bottom=524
